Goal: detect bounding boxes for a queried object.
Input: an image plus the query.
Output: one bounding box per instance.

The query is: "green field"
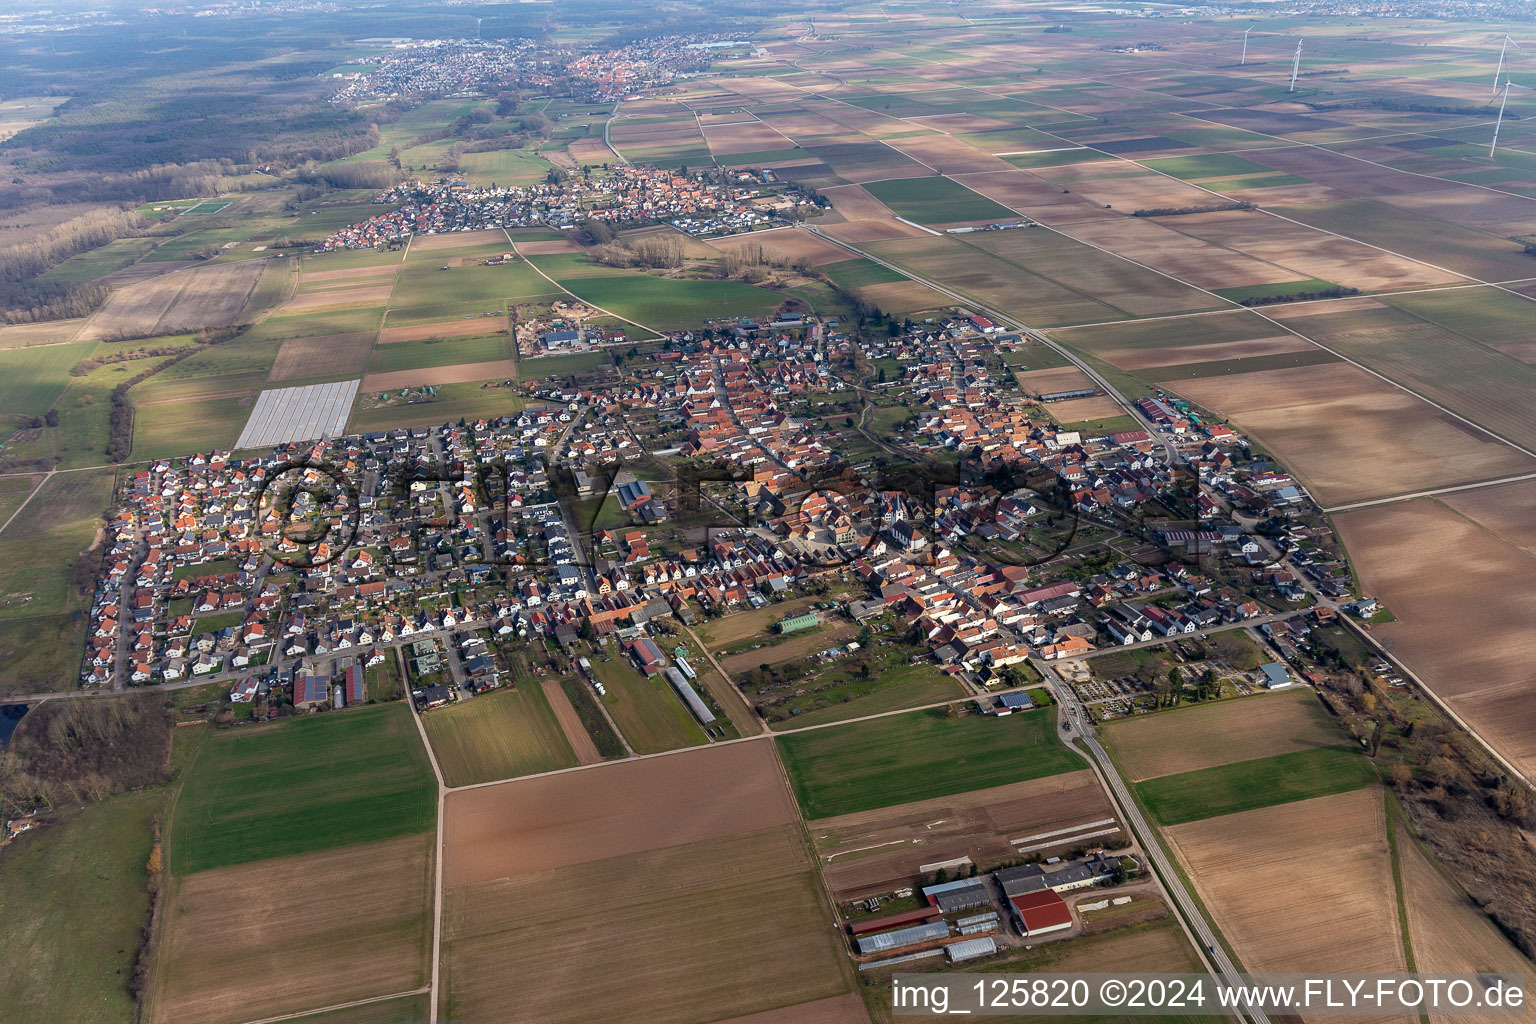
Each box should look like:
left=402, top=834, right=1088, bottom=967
left=530, top=254, right=783, bottom=330
left=1134, top=745, right=1380, bottom=826
left=0, top=790, right=163, bottom=1024
left=422, top=684, right=578, bottom=787
left=1209, top=278, right=1341, bottom=303
left=38, top=237, right=161, bottom=282
left=369, top=333, right=512, bottom=373
left=348, top=382, right=528, bottom=432
left=0, top=467, right=114, bottom=630
left=0, top=340, right=98, bottom=417
left=168, top=704, right=437, bottom=875
left=390, top=259, right=556, bottom=310
left=592, top=656, right=707, bottom=754
left=862, top=176, right=1016, bottom=224
left=765, top=667, right=964, bottom=730
left=132, top=394, right=250, bottom=460
left=822, top=257, right=907, bottom=290
left=519, top=350, right=611, bottom=378
left=1002, top=148, right=1103, bottom=168
left=777, top=706, right=1084, bottom=820
left=1141, top=153, right=1278, bottom=180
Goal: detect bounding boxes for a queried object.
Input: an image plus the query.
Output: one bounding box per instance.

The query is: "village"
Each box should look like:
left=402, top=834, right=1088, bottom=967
left=75, top=308, right=1378, bottom=751
left=316, top=164, right=821, bottom=250
left=326, top=33, right=742, bottom=106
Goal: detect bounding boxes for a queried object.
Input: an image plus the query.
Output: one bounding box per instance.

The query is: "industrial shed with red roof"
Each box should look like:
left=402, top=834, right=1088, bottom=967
left=1009, top=889, right=1073, bottom=937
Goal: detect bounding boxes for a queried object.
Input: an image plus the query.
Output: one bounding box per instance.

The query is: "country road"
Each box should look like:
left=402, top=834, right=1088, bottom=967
left=1039, top=656, right=1270, bottom=1024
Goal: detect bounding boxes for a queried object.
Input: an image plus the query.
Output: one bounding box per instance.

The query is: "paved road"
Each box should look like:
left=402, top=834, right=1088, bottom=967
left=1039, top=656, right=1270, bottom=1024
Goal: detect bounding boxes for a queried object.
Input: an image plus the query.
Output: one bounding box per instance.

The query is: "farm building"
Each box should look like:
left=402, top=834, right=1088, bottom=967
left=294, top=673, right=329, bottom=708
left=342, top=664, right=364, bottom=706
left=628, top=637, right=666, bottom=676
left=855, top=921, right=950, bottom=956
left=1009, top=890, right=1072, bottom=937
left=994, top=864, right=1049, bottom=898
left=1260, top=662, right=1294, bottom=689
left=922, top=879, right=991, bottom=913
left=777, top=611, right=819, bottom=634
left=849, top=906, right=943, bottom=936
left=945, top=937, right=998, bottom=963
left=1039, top=388, right=1098, bottom=402
left=665, top=666, right=716, bottom=726
left=616, top=478, right=653, bottom=509
left=997, top=691, right=1034, bottom=712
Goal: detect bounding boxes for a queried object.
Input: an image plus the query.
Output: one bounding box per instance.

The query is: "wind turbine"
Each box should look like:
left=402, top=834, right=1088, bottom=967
left=1241, top=26, right=1255, bottom=66
left=1289, top=39, right=1303, bottom=92
left=1493, top=34, right=1522, bottom=95
left=1490, top=80, right=1532, bottom=158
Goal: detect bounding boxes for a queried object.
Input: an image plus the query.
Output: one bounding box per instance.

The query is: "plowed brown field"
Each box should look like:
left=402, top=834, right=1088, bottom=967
left=442, top=737, right=798, bottom=885
left=152, top=834, right=431, bottom=1024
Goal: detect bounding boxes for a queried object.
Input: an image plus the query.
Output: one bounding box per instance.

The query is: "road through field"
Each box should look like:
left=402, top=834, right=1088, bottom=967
left=1039, top=656, right=1273, bottom=1024
left=404, top=690, right=447, bottom=1024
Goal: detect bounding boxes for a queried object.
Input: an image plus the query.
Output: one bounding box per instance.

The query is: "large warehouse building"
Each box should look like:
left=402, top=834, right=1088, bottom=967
left=1009, top=890, right=1073, bottom=937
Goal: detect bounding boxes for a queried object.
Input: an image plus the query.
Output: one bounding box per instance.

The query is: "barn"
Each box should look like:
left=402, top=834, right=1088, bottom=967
left=850, top=906, right=943, bottom=936
left=664, top=666, right=716, bottom=726
left=1009, top=890, right=1073, bottom=937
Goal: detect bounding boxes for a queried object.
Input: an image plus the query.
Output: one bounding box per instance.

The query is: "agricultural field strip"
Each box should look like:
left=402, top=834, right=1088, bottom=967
left=440, top=691, right=981, bottom=793
left=1321, top=470, right=1536, bottom=514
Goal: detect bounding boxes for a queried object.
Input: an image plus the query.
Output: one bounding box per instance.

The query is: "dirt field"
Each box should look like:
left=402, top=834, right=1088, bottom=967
left=810, top=770, right=1116, bottom=899
left=1334, top=499, right=1536, bottom=780
left=1018, top=364, right=1099, bottom=397
left=711, top=993, right=869, bottom=1024
left=885, top=134, right=1014, bottom=175
left=1156, top=209, right=1465, bottom=291
left=515, top=238, right=580, bottom=255
left=1103, top=334, right=1315, bottom=371
left=442, top=825, right=851, bottom=1024
left=442, top=738, right=798, bottom=885
left=703, top=119, right=792, bottom=154
left=822, top=219, right=933, bottom=244
left=1396, top=822, right=1536, bottom=1024
left=77, top=272, right=188, bottom=341
left=267, top=331, right=377, bottom=382
left=856, top=279, right=955, bottom=313
left=152, top=261, right=266, bottom=334
left=1041, top=165, right=1225, bottom=213
left=541, top=678, right=601, bottom=765
left=302, top=263, right=399, bottom=285
left=280, top=283, right=393, bottom=312
left=0, top=320, right=84, bottom=348
left=1441, top=478, right=1536, bottom=555
left=1048, top=214, right=1307, bottom=290
left=409, top=228, right=508, bottom=252
left=1167, top=362, right=1536, bottom=506
left=379, top=316, right=508, bottom=343
left=1105, top=689, right=1341, bottom=782
left=152, top=834, right=431, bottom=1024
left=568, top=137, right=617, bottom=164
left=822, top=183, right=901, bottom=222
left=1166, top=788, right=1406, bottom=981
left=361, top=359, right=517, bottom=391
left=707, top=227, right=853, bottom=267
left=1044, top=394, right=1125, bottom=422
